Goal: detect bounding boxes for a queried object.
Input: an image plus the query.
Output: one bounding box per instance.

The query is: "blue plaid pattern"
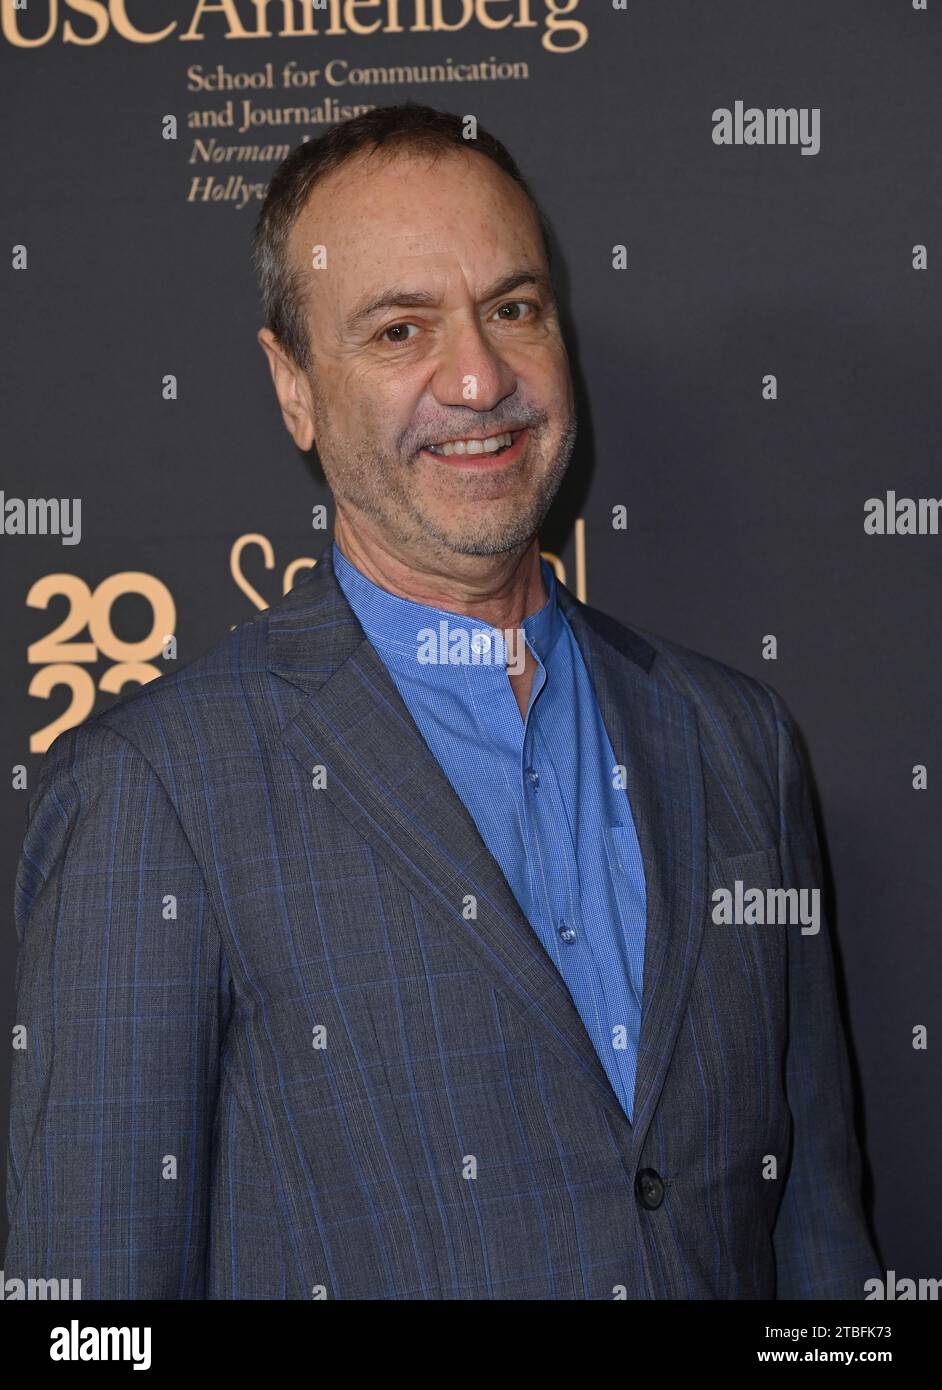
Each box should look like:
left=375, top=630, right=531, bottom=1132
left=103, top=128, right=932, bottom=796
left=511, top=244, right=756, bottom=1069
left=4, top=538, right=880, bottom=1298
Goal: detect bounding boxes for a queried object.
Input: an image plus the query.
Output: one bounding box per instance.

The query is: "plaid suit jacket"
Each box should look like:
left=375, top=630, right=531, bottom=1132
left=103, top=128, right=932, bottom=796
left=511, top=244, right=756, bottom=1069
left=4, top=539, right=880, bottom=1299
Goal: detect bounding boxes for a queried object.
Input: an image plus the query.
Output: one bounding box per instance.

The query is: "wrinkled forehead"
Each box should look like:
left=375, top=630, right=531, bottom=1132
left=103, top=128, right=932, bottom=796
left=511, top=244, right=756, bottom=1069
left=286, top=147, right=546, bottom=310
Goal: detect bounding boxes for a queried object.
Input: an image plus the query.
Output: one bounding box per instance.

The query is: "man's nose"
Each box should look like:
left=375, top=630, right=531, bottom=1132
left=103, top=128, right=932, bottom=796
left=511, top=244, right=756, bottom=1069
left=430, top=314, right=517, bottom=411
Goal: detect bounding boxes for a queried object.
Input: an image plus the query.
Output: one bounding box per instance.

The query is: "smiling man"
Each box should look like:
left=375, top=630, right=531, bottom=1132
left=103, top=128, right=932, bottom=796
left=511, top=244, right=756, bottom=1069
left=254, top=109, right=577, bottom=721
left=4, top=103, right=880, bottom=1300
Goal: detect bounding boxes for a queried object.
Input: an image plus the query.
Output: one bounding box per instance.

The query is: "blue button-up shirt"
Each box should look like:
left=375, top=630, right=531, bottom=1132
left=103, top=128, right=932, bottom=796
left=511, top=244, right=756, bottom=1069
left=332, top=540, right=647, bottom=1122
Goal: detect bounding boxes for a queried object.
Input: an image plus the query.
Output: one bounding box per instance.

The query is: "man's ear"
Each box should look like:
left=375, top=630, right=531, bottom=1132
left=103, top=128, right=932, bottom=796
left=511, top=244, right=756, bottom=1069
left=256, top=327, right=316, bottom=451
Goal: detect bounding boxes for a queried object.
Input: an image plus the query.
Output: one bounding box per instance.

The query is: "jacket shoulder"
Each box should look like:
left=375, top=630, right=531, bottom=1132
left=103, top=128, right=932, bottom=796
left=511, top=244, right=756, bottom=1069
left=39, top=585, right=298, bottom=778
left=568, top=596, right=797, bottom=774
left=639, top=621, right=778, bottom=721
left=575, top=594, right=779, bottom=719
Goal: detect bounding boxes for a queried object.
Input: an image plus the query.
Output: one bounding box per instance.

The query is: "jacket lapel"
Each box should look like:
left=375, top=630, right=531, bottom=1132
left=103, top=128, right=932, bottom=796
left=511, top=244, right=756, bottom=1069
left=553, top=587, right=708, bottom=1143
left=269, top=542, right=707, bottom=1149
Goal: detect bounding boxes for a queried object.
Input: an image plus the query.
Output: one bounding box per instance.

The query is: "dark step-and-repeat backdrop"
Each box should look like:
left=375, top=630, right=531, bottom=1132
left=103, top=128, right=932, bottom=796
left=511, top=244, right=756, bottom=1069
left=2, top=0, right=939, bottom=1295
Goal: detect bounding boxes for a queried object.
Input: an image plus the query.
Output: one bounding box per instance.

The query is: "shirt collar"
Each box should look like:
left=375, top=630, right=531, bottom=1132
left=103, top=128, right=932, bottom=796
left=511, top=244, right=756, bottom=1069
left=332, top=538, right=562, bottom=668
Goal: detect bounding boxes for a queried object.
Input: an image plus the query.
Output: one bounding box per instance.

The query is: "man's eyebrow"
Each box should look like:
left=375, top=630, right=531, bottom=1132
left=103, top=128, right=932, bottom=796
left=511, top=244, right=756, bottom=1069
left=343, top=267, right=553, bottom=333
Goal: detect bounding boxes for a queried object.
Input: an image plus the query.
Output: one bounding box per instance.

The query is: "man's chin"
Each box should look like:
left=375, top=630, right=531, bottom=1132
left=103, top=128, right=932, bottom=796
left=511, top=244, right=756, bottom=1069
left=417, top=508, right=543, bottom=558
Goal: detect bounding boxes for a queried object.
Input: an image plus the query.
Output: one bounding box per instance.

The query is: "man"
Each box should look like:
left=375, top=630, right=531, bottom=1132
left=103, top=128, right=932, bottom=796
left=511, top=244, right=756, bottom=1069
left=4, top=103, right=879, bottom=1299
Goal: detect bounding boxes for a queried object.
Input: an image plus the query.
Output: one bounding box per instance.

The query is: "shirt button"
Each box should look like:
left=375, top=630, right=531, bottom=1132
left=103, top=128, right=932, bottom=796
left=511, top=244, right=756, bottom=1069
left=558, top=923, right=577, bottom=944
left=470, top=631, right=491, bottom=655
left=525, top=766, right=540, bottom=788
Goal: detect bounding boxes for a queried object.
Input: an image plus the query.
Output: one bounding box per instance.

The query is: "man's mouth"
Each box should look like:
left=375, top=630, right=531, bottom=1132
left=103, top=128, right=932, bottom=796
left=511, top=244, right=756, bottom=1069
left=420, top=427, right=527, bottom=464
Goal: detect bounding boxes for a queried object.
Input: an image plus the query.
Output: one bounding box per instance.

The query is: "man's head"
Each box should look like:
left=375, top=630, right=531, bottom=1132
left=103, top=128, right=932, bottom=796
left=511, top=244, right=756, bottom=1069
left=253, top=104, right=576, bottom=568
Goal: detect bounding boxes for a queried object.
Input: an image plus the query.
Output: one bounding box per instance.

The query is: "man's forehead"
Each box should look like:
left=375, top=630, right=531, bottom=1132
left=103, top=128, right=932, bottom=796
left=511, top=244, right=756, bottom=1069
left=286, top=152, right=545, bottom=327
left=290, top=149, right=536, bottom=255
left=357, top=247, right=507, bottom=277
left=303, top=143, right=509, bottom=210
left=300, top=233, right=545, bottom=317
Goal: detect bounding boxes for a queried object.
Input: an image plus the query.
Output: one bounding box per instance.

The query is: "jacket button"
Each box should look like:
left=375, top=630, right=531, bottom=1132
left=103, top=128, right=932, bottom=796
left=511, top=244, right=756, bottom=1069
left=634, top=1167, right=665, bottom=1209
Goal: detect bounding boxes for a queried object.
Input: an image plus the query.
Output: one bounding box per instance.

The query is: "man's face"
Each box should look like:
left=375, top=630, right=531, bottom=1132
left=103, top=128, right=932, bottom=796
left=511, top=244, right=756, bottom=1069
left=262, top=146, right=576, bottom=563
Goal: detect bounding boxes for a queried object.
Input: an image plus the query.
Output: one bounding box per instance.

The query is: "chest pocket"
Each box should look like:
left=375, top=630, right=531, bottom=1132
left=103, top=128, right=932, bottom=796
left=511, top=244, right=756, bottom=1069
left=608, top=822, right=645, bottom=873
left=704, top=845, right=788, bottom=1000
left=710, top=846, right=783, bottom=892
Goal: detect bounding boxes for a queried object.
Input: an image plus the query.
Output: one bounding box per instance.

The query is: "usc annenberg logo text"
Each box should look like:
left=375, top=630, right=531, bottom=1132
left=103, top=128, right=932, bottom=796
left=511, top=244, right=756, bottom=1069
left=1, top=0, right=589, bottom=55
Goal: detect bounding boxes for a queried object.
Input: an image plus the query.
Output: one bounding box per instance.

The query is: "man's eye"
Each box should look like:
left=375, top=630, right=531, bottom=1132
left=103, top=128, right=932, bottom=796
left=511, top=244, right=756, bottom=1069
left=494, top=300, right=537, bottom=322
left=380, top=322, right=418, bottom=344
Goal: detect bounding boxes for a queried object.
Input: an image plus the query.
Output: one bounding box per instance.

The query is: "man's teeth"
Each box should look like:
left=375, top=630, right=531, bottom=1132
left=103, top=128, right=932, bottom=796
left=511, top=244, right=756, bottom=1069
left=426, top=431, right=514, bottom=457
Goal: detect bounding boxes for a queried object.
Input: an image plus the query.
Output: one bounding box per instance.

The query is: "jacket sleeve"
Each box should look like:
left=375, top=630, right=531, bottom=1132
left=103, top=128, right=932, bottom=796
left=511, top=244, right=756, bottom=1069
left=4, top=720, right=232, bottom=1299
left=761, top=682, right=882, bottom=1299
